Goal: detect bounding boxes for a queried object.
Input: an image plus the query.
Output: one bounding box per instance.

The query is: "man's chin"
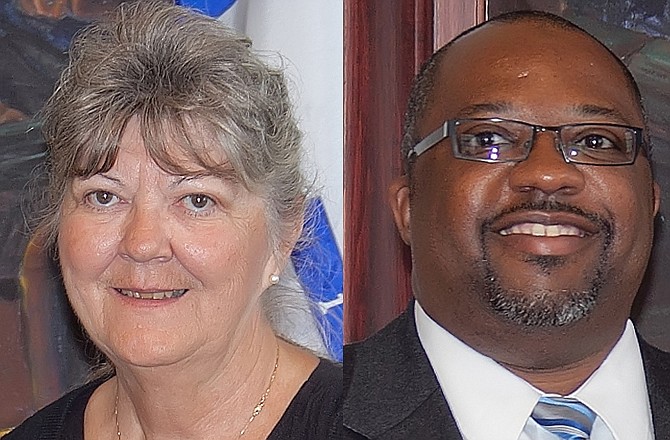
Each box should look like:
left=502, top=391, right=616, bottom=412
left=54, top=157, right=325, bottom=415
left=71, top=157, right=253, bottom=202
left=522, top=254, right=567, bottom=272
left=482, top=280, right=600, bottom=328
left=480, top=242, right=611, bottom=327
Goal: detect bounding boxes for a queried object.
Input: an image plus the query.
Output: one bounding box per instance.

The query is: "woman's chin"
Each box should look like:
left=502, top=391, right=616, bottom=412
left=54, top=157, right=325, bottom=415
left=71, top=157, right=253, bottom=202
left=102, top=333, right=204, bottom=371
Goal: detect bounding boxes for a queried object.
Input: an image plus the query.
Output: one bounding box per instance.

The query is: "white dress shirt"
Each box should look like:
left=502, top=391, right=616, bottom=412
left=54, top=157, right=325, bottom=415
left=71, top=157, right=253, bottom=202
left=414, top=301, right=654, bottom=440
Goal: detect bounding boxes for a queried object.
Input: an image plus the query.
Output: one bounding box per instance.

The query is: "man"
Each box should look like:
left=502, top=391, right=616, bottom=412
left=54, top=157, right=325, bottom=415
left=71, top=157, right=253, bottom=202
left=344, top=11, right=670, bottom=440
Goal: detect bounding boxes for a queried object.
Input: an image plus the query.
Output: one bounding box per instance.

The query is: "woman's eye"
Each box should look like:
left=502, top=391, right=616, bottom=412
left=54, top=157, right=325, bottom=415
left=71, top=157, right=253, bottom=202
left=85, top=190, right=119, bottom=207
left=182, top=194, right=215, bottom=212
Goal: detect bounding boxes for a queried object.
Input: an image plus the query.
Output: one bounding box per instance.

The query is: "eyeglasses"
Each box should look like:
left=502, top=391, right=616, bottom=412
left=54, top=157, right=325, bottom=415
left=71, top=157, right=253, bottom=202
left=408, top=118, right=644, bottom=166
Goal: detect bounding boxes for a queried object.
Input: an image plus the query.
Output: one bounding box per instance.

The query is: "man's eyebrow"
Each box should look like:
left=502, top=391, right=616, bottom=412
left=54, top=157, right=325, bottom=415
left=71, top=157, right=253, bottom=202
left=456, top=102, right=513, bottom=117
left=454, top=102, right=632, bottom=124
left=574, top=104, right=627, bottom=121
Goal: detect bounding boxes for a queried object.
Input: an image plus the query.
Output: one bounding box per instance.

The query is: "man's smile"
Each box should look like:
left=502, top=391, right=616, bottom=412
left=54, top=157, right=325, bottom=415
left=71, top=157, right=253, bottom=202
left=499, top=223, right=584, bottom=237
left=483, top=204, right=610, bottom=257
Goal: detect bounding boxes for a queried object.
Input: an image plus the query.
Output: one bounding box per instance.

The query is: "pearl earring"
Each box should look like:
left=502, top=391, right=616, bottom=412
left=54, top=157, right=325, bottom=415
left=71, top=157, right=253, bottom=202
left=269, top=274, right=280, bottom=285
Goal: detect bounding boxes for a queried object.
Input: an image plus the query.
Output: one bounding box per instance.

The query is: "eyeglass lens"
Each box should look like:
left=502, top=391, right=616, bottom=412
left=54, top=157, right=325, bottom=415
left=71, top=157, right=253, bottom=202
left=454, top=119, right=637, bottom=165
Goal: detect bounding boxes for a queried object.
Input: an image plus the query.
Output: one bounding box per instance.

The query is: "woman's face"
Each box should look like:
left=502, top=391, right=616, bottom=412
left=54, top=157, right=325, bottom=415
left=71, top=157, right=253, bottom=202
left=58, top=118, right=280, bottom=368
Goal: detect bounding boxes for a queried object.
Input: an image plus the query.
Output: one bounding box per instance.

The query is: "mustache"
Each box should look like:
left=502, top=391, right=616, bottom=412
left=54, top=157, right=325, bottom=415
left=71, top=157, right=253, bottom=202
left=481, top=200, right=612, bottom=235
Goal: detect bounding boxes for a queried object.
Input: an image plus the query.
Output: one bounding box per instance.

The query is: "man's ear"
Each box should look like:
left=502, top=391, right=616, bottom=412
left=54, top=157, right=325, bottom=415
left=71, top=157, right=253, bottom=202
left=389, top=175, right=412, bottom=245
left=653, top=181, right=661, bottom=216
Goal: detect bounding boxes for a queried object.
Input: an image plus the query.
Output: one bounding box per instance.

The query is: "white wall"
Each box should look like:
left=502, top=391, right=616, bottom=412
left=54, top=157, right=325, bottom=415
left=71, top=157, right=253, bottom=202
left=221, top=0, right=344, bottom=251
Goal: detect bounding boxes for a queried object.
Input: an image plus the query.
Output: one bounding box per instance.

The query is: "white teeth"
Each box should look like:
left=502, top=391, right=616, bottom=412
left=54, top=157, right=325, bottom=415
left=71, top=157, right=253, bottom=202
left=118, top=289, right=186, bottom=300
left=546, top=225, right=560, bottom=237
left=499, top=223, right=584, bottom=237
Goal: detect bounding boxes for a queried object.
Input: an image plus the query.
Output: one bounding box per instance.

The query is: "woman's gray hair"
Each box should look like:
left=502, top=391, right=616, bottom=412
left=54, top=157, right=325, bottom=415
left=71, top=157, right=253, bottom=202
left=41, top=0, right=306, bottom=249
left=37, top=1, right=330, bottom=360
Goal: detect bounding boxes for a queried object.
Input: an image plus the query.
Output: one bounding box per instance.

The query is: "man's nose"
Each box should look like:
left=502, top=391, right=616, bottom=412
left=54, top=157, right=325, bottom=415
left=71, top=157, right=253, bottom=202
left=508, top=130, right=586, bottom=196
left=119, top=205, right=173, bottom=263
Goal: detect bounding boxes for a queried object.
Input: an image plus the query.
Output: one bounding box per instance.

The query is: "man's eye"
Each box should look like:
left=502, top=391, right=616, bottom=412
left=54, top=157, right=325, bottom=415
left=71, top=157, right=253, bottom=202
left=464, top=131, right=511, bottom=148
left=574, top=134, right=618, bottom=150
left=463, top=131, right=513, bottom=149
left=86, top=191, right=119, bottom=207
left=182, top=194, right=215, bottom=212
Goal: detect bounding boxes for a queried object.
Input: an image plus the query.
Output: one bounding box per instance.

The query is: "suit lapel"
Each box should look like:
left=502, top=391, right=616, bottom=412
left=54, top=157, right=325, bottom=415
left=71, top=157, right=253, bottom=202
left=345, top=307, right=670, bottom=439
left=640, top=338, right=670, bottom=438
left=344, top=303, right=463, bottom=439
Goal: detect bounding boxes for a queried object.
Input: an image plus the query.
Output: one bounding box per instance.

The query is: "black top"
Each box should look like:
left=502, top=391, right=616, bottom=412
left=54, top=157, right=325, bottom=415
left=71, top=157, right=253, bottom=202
left=4, top=359, right=342, bottom=440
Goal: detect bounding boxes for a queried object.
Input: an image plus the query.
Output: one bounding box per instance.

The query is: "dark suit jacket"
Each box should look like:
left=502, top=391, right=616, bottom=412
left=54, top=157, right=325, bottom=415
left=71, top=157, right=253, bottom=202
left=343, top=303, right=670, bottom=439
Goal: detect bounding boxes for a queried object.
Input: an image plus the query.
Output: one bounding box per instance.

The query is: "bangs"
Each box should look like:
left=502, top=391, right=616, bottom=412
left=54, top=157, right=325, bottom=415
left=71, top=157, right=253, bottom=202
left=69, top=110, right=247, bottom=185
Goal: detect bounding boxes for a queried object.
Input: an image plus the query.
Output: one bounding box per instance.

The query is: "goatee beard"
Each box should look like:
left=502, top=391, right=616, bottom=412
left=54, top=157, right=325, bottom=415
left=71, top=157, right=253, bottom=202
left=478, top=201, right=613, bottom=327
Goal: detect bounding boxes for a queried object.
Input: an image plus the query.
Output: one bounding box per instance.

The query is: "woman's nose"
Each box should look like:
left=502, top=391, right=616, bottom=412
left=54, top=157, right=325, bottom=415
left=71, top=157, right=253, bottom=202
left=118, top=205, right=173, bottom=263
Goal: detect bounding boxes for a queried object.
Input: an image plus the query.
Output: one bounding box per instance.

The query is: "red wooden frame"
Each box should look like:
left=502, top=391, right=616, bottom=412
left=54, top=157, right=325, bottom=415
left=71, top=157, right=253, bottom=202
left=434, top=0, right=486, bottom=47
left=343, top=0, right=489, bottom=342
left=343, top=0, right=433, bottom=342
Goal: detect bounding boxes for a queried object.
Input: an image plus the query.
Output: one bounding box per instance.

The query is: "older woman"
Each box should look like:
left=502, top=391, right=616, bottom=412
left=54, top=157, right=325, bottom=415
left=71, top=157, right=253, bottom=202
left=3, top=1, right=341, bottom=439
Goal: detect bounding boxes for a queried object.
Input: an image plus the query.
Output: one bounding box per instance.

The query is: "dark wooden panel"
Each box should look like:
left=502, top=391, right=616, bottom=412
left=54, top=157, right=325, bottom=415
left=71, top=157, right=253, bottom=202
left=343, top=0, right=433, bottom=342
left=434, top=0, right=485, bottom=48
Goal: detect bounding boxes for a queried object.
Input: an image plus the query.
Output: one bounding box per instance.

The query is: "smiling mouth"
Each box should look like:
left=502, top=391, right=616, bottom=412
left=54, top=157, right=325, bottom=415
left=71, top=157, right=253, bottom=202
left=115, top=288, right=188, bottom=300
left=498, top=223, right=585, bottom=238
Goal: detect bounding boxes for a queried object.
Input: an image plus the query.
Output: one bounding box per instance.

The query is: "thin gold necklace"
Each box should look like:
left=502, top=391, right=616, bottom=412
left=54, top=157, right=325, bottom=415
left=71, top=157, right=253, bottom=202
left=113, top=344, right=280, bottom=439
left=114, top=389, right=121, bottom=440
left=238, top=344, right=280, bottom=436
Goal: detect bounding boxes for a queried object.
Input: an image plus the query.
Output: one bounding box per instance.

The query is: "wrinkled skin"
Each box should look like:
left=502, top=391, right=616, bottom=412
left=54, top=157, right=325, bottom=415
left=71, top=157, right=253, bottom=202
left=58, top=118, right=282, bottom=370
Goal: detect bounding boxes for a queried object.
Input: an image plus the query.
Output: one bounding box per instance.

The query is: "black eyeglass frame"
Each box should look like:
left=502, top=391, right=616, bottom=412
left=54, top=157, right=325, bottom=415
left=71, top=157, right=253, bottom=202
left=408, top=117, right=644, bottom=166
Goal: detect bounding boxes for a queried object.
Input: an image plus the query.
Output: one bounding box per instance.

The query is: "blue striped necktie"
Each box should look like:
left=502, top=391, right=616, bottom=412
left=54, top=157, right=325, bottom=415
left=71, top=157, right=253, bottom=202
left=531, top=396, right=597, bottom=439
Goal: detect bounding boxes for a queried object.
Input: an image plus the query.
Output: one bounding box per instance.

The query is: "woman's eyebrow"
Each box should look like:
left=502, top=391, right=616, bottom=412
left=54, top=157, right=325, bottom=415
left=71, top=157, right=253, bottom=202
left=170, top=169, right=242, bottom=188
left=91, top=172, right=123, bottom=185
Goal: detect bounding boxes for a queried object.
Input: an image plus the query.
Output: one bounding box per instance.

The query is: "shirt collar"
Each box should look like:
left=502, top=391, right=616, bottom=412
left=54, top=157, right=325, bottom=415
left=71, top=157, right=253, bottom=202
left=414, top=300, right=653, bottom=440
left=572, top=319, right=654, bottom=439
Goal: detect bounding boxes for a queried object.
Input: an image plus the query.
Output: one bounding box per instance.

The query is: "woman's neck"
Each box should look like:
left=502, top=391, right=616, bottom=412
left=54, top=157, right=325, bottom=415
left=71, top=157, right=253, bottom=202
left=111, top=318, right=280, bottom=440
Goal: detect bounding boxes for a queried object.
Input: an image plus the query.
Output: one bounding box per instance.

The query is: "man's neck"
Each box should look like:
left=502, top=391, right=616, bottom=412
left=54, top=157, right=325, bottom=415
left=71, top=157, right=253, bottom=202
left=418, top=299, right=629, bottom=394
left=497, top=345, right=613, bottom=395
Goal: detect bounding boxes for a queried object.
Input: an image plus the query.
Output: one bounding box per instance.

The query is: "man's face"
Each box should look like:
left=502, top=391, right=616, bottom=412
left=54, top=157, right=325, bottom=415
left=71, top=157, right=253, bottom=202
left=393, top=21, right=659, bottom=355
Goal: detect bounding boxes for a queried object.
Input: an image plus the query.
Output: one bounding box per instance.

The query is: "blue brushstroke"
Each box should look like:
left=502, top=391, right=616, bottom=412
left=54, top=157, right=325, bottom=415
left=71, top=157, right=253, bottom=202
left=176, top=0, right=237, bottom=17
left=291, top=198, right=343, bottom=361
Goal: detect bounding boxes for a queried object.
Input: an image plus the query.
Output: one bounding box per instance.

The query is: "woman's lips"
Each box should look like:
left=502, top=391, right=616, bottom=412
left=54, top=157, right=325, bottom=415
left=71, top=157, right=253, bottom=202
left=114, top=288, right=188, bottom=300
